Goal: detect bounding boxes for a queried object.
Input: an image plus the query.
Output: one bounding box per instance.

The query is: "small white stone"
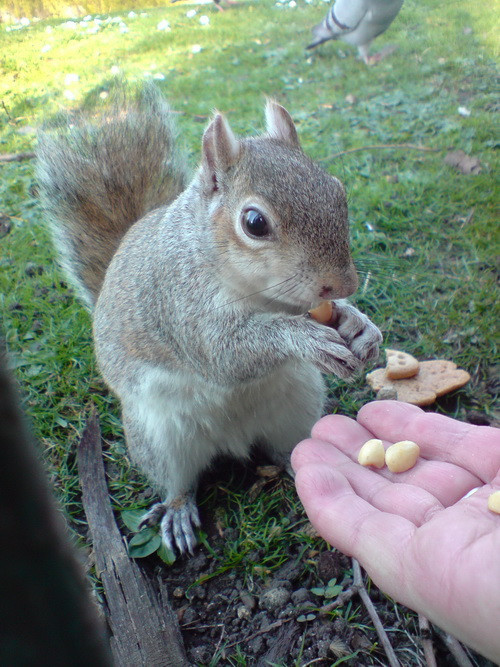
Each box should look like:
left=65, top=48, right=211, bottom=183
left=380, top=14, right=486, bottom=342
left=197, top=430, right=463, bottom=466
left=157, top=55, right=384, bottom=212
left=64, top=73, right=79, bottom=85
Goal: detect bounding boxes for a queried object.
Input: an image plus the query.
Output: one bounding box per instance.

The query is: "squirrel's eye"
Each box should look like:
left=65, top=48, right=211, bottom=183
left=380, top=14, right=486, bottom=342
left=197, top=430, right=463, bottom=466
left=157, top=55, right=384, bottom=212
left=242, top=209, right=270, bottom=238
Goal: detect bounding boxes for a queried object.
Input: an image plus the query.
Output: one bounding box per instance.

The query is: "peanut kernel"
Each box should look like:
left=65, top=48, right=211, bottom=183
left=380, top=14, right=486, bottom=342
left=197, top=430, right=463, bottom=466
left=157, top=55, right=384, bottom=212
left=385, top=440, right=420, bottom=473
left=487, top=491, right=500, bottom=514
left=358, top=438, right=385, bottom=469
left=309, top=300, right=333, bottom=324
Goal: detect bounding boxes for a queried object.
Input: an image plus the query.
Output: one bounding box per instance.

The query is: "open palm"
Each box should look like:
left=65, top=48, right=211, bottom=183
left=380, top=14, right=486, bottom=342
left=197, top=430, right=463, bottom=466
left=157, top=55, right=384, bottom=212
left=292, top=400, right=500, bottom=663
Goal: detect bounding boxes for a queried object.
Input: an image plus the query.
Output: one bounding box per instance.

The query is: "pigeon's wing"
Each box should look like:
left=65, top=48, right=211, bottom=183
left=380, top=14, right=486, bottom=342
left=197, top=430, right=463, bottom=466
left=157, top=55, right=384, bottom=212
left=326, top=0, right=368, bottom=36
left=307, top=0, right=369, bottom=50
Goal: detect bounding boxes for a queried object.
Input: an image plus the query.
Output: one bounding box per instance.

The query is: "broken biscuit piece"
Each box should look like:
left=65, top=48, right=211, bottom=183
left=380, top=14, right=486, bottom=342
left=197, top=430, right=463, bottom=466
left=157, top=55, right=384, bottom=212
left=366, top=359, right=471, bottom=407
left=385, top=349, right=419, bottom=380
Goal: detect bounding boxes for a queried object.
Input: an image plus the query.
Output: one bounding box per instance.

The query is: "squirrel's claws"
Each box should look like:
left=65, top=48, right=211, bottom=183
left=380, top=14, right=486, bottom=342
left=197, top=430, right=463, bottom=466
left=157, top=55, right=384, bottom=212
left=139, top=494, right=200, bottom=555
left=138, top=502, right=167, bottom=530
left=333, top=300, right=383, bottom=364
left=147, top=493, right=201, bottom=555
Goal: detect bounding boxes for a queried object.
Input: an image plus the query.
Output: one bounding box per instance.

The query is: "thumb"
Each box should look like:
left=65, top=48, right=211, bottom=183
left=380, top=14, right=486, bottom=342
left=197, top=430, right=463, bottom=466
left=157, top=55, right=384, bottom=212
left=295, top=463, right=415, bottom=596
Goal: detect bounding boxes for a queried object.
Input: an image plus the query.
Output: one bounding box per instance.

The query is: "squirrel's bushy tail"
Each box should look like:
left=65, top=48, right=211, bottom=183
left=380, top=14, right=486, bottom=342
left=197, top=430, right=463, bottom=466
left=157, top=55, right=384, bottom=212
left=36, top=83, right=188, bottom=308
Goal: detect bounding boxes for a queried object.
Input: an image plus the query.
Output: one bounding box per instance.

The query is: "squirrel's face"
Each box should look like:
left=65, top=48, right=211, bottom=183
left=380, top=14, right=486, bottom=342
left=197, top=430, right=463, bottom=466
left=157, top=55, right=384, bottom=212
left=201, top=101, right=358, bottom=314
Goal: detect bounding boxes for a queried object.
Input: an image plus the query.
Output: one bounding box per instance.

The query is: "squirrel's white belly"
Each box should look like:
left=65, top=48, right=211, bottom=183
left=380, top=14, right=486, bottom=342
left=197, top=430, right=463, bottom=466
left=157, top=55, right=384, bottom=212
left=124, top=359, right=325, bottom=463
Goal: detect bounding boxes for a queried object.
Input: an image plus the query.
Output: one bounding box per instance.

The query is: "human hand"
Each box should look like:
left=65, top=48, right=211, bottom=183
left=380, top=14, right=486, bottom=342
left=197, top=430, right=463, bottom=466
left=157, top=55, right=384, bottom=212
left=291, top=400, right=500, bottom=662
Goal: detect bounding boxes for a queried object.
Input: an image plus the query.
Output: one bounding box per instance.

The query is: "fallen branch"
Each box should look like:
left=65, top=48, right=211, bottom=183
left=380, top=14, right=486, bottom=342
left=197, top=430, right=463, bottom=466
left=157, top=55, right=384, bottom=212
left=441, top=632, right=474, bottom=667
left=0, top=151, right=35, bottom=162
left=418, top=614, right=437, bottom=667
left=77, top=409, right=189, bottom=666
left=352, top=558, right=400, bottom=667
left=223, top=618, right=292, bottom=650
left=329, top=143, right=439, bottom=160
left=318, top=559, right=400, bottom=665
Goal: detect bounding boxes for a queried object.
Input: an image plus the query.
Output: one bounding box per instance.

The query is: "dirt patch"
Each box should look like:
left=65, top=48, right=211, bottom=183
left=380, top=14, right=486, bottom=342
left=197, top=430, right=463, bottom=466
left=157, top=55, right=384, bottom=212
left=159, top=536, right=383, bottom=665
left=135, top=465, right=495, bottom=667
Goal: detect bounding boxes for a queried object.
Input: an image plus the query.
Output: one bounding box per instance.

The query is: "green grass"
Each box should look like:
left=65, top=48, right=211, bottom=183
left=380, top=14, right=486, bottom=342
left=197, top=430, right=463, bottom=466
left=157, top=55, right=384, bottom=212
left=0, top=0, right=499, bottom=662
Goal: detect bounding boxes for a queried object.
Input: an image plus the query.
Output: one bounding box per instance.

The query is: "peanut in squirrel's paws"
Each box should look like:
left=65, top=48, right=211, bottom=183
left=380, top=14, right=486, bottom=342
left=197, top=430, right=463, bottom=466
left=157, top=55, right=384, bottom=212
left=140, top=492, right=201, bottom=555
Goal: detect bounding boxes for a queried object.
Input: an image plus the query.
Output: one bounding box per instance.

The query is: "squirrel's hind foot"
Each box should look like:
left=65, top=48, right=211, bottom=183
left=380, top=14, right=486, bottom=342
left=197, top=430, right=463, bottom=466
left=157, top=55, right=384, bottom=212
left=140, top=493, right=201, bottom=555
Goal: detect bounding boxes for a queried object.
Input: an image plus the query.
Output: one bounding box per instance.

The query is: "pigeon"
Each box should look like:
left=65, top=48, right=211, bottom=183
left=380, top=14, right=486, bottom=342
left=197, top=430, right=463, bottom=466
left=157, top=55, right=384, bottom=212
left=307, top=0, right=404, bottom=64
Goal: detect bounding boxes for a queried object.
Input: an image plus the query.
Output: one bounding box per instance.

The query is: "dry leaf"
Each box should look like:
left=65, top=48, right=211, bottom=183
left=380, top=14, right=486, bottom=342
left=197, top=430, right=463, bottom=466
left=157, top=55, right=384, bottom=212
left=444, top=150, right=481, bottom=175
left=256, top=465, right=281, bottom=479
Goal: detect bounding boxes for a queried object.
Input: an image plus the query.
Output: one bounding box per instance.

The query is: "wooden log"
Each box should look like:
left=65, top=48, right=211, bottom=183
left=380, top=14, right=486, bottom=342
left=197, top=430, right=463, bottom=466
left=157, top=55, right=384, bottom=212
left=77, top=410, right=189, bottom=667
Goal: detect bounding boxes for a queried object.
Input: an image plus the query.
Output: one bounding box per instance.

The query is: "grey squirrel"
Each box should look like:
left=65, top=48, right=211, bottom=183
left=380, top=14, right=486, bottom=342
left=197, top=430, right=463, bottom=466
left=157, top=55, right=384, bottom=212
left=37, top=84, right=382, bottom=554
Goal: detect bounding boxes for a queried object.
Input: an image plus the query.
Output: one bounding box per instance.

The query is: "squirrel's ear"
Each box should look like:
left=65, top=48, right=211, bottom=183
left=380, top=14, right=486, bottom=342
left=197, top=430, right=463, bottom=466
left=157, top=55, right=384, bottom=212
left=201, top=113, right=240, bottom=192
left=265, top=100, right=301, bottom=149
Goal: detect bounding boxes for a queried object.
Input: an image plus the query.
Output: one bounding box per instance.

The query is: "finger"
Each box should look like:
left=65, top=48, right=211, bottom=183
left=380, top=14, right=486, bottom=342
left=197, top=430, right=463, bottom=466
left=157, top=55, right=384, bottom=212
left=293, top=438, right=444, bottom=526
left=306, top=414, right=482, bottom=505
left=311, top=413, right=374, bottom=447
left=358, top=401, right=500, bottom=483
left=294, top=462, right=415, bottom=600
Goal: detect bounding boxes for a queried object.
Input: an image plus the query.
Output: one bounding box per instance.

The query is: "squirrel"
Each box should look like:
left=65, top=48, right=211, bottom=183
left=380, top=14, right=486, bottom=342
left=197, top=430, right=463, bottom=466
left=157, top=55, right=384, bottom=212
left=36, top=84, right=382, bottom=555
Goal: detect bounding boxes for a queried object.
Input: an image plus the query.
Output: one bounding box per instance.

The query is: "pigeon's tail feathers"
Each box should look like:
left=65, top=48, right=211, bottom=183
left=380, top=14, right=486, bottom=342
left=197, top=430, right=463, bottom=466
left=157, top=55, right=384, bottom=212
left=307, top=20, right=336, bottom=49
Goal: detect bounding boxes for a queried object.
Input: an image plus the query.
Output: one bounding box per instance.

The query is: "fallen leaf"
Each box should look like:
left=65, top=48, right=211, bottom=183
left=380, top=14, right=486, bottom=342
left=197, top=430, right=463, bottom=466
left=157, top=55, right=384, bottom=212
left=256, top=465, right=281, bottom=479
left=444, top=150, right=481, bottom=175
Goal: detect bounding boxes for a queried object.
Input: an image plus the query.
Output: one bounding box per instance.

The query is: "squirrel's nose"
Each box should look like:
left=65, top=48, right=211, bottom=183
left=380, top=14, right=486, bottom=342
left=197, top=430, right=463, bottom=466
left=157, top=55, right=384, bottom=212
left=319, top=285, right=333, bottom=298
left=319, top=265, right=358, bottom=299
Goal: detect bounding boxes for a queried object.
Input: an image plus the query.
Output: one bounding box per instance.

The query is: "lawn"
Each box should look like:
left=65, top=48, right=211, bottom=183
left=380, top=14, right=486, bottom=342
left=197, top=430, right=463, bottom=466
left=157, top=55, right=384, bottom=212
left=0, top=0, right=499, bottom=664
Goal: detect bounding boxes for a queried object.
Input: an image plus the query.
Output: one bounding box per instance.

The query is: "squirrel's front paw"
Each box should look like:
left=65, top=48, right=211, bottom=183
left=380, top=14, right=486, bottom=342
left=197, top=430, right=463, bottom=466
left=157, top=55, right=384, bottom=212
left=140, top=492, right=201, bottom=555
left=302, top=320, right=363, bottom=379
left=334, top=300, right=382, bottom=364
